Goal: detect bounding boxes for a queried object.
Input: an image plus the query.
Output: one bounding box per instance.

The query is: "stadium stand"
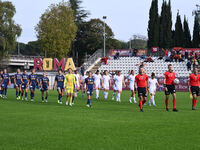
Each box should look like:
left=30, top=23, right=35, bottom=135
left=99, top=57, right=192, bottom=77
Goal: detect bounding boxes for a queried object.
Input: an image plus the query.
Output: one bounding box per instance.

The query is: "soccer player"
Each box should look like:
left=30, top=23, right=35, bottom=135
left=102, top=70, right=111, bottom=100
left=53, top=69, right=65, bottom=104
left=148, top=72, right=160, bottom=107
left=85, top=71, right=96, bottom=107
left=74, top=70, right=80, bottom=97
left=113, top=71, right=125, bottom=102
left=21, top=70, right=29, bottom=101
left=188, top=67, right=200, bottom=110
left=93, top=70, right=102, bottom=99
left=0, top=70, right=3, bottom=97
left=80, top=72, right=89, bottom=98
left=64, top=68, right=76, bottom=106
left=135, top=68, right=149, bottom=112
left=1, top=69, right=10, bottom=99
left=29, top=69, right=38, bottom=102
left=164, top=64, right=178, bottom=112
left=14, top=69, right=23, bottom=100
left=128, top=70, right=137, bottom=103
left=111, top=71, right=117, bottom=100
left=40, top=72, right=49, bottom=103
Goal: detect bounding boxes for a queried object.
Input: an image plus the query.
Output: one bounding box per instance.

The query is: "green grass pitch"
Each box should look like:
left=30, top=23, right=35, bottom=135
left=0, top=89, right=200, bottom=150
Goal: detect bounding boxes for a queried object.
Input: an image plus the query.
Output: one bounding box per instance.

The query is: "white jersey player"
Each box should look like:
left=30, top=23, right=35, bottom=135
left=127, top=70, right=137, bottom=103
left=81, top=72, right=89, bottom=98
left=93, top=70, right=102, bottom=99
left=74, top=70, right=80, bottom=97
left=113, top=71, right=125, bottom=102
left=112, top=71, right=117, bottom=100
left=102, top=70, right=111, bottom=100
left=148, top=73, right=159, bottom=106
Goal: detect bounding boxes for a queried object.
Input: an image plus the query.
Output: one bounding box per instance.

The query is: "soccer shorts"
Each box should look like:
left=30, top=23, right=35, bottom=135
left=103, top=84, right=109, bottom=90
left=21, top=83, right=28, bottom=89
left=116, top=84, right=122, bottom=92
left=129, top=84, right=135, bottom=91
left=1, top=83, right=8, bottom=89
left=57, top=86, right=64, bottom=91
left=41, top=87, right=48, bottom=92
left=15, top=83, right=22, bottom=88
left=87, top=89, right=93, bottom=96
left=191, top=86, right=199, bottom=96
left=95, top=83, right=101, bottom=89
left=165, top=85, right=176, bottom=95
left=137, top=87, right=147, bottom=97
left=66, top=87, right=74, bottom=94
left=113, top=84, right=116, bottom=91
left=149, top=88, right=156, bottom=95
left=30, top=85, right=36, bottom=91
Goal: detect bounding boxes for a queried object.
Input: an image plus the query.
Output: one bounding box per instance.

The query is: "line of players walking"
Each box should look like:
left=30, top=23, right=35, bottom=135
left=0, top=64, right=200, bottom=112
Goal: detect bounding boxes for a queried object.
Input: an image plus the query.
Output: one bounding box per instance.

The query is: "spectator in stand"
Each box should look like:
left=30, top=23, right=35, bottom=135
left=129, top=50, right=133, bottom=57
left=116, top=51, right=120, bottom=60
left=185, top=51, right=188, bottom=59
left=192, top=58, right=198, bottom=69
left=144, top=56, right=154, bottom=63
left=101, top=57, right=108, bottom=65
left=187, top=61, right=191, bottom=71
left=162, top=48, right=168, bottom=60
left=168, top=50, right=171, bottom=58
left=174, top=54, right=178, bottom=62
left=133, top=48, right=137, bottom=56
left=178, top=53, right=182, bottom=62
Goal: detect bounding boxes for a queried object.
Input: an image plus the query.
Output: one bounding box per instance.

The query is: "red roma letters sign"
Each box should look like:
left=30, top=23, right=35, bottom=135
left=34, top=58, right=76, bottom=71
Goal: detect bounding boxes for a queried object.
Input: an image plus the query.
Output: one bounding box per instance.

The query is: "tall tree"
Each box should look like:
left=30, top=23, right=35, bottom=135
left=183, top=16, right=192, bottom=48
left=165, top=0, right=172, bottom=48
left=192, top=15, right=200, bottom=48
left=147, top=0, right=159, bottom=51
left=69, top=0, right=89, bottom=65
left=174, top=11, right=184, bottom=47
left=0, top=0, right=21, bottom=65
left=35, top=1, right=77, bottom=59
left=159, top=1, right=167, bottom=48
left=159, top=0, right=172, bottom=49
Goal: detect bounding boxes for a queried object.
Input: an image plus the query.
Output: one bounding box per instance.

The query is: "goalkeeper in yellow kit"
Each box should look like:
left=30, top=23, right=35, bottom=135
left=64, top=68, right=76, bottom=106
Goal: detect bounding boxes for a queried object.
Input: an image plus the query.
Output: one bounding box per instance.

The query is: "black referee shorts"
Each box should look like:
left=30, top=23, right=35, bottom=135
left=138, top=87, right=147, bottom=97
left=165, top=84, right=176, bottom=95
left=191, top=86, right=199, bottom=96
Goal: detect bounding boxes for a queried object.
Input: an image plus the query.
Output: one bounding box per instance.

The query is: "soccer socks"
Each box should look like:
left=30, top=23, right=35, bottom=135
left=16, top=91, right=18, bottom=97
left=151, top=96, right=155, bottom=105
left=165, top=99, right=169, bottom=109
left=87, top=99, right=91, bottom=105
left=173, top=98, right=176, bottom=110
left=193, top=98, right=197, bottom=108
left=104, top=92, right=108, bottom=100
left=30, top=92, right=34, bottom=100
left=42, top=97, right=44, bottom=101
left=25, top=93, right=28, bottom=99
left=72, top=96, right=74, bottom=103
left=112, top=92, right=116, bottom=97
left=18, top=91, right=21, bottom=97
left=117, top=93, right=121, bottom=102
left=96, top=90, right=99, bottom=98
left=69, top=96, right=72, bottom=105
left=129, top=97, right=132, bottom=103
left=139, top=100, right=143, bottom=111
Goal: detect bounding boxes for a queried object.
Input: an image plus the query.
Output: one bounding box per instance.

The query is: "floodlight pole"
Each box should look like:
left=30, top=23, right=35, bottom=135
left=103, top=16, right=107, bottom=57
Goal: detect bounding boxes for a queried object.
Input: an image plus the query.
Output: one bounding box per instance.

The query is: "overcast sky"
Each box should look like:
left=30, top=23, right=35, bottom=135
left=6, top=0, right=200, bottom=43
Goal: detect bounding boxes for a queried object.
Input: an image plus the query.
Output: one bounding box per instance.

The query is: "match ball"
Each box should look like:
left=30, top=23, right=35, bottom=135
left=174, top=78, right=180, bottom=84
